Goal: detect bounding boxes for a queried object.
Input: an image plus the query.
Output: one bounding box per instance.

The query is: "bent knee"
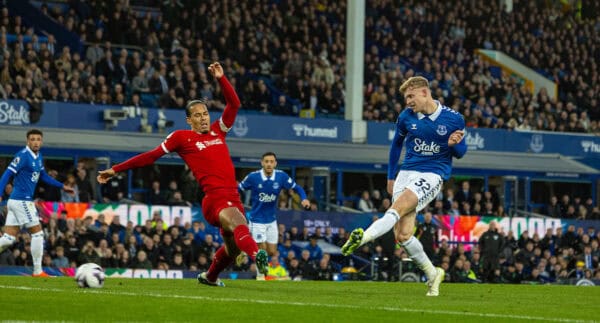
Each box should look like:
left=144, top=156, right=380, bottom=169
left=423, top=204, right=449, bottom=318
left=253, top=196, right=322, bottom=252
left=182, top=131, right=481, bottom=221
left=396, top=233, right=413, bottom=243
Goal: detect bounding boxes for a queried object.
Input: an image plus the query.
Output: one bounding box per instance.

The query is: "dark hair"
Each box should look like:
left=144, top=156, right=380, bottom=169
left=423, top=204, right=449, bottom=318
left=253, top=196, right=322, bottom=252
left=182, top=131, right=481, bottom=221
left=185, top=99, right=207, bottom=117
left=262, top=152, right=277, bottom=159
left=26, top=129, right=43, bottom=138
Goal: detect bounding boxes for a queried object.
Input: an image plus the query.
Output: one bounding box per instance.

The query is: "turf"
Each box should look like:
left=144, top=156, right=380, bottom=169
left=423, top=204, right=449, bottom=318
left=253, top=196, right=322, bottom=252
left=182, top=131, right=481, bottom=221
left=0, top=276, right=597, bottom=322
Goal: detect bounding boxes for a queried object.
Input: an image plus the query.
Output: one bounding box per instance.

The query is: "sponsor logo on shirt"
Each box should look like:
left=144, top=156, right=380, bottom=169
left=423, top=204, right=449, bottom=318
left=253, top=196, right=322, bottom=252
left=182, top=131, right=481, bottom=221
left=258, top=192, right=278, bottom=203
left=195, top=138, right=224, bottom=151
left=413, top=138, right=440, bottom=155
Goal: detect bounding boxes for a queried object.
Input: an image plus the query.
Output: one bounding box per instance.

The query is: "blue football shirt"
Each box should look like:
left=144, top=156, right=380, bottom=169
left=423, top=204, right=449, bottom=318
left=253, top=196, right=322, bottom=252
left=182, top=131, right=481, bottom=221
left=388, top=101, right=467, bottom=180
left=239, top=169, right=307, bottom=224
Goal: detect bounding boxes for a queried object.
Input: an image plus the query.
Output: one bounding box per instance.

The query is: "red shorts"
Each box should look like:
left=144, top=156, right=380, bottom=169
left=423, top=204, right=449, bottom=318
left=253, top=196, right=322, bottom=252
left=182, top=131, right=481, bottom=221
left=201, top=191, right=245, bottom=231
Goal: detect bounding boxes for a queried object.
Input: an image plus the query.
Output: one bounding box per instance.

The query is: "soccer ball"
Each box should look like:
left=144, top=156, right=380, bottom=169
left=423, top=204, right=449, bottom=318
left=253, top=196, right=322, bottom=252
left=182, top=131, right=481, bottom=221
left=75, top=263, right=105, bottom=288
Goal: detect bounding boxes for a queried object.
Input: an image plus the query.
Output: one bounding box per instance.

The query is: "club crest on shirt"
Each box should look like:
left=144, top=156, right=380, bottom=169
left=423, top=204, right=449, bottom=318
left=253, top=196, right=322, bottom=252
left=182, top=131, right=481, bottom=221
left=436, top=125, right=448, bottom=136
left=411, top=124, right=417, bottom=130
left=273, top=182, right=280, bottom=190
left=258, top=184, right=263, bottom=189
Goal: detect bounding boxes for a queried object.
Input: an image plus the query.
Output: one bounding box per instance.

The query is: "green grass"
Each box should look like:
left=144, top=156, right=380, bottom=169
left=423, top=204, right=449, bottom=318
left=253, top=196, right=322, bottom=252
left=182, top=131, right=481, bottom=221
left=0, top=276, right=597, bottom=322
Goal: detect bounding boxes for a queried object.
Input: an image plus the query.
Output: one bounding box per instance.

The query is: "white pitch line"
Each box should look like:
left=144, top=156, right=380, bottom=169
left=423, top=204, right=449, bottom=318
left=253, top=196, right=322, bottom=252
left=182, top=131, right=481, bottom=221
left=0, top=285, right=596, bottom=323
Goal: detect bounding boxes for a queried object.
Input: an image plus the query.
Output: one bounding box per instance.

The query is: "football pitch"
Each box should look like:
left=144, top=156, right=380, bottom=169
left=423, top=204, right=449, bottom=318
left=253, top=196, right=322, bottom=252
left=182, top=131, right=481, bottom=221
left=0, top=276, right=597, bottom=322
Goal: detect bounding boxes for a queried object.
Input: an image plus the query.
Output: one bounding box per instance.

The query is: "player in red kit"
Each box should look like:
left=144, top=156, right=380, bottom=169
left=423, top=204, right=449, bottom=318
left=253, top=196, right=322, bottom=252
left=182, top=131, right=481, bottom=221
left=97, top=62, right=269, bottom=286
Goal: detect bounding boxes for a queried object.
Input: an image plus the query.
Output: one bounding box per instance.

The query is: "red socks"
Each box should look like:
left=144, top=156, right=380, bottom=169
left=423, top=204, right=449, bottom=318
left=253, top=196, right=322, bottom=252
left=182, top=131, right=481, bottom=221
left=206, top=246, right=233, bottom=282
left=206, top=225, right=259, bottom=282
left=233, top=225, right=259, bottom=261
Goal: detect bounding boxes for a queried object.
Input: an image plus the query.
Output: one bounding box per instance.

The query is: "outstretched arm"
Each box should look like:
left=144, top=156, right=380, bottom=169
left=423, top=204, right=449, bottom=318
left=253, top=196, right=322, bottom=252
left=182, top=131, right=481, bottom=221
left=97, top=145, right=165, bottom=184
left=40, top=169, right=74, bottom=193
left=208, top=62, right=241, bottom=129
left=291, top=184, right=310, bottom=209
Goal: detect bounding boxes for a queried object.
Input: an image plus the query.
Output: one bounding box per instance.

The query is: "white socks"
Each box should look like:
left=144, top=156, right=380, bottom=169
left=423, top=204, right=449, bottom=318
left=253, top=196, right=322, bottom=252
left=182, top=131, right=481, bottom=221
left=362, top=209, right=400, bottom=245
left=31, top=231, right=44, bottom=275
left=402, top=236, right=436, bottom=280
left=0, top=233, right=16, bottom=254
left=361, top=209, right=437, bottom=282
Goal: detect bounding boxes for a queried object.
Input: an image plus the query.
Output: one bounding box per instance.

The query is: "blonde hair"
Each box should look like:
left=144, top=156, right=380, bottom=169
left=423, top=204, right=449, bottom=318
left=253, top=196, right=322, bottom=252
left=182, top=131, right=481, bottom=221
left=399, top=76, right=430, bottom=94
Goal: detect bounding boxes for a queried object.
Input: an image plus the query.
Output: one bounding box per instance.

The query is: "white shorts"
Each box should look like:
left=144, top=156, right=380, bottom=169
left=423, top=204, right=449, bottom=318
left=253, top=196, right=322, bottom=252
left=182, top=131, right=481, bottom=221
left=393, top=170, right=443, bottom=212
left=5, top=199, right=40, bottom=228
left=248, top=220, right=278, bottom=244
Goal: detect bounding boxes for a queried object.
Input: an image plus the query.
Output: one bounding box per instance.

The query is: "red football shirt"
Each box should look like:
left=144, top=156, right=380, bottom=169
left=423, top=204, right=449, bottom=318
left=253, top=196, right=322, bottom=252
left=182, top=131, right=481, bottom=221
left=112, top=76, right=241, bottom=195
left=160, top=123, right=237, bottom=193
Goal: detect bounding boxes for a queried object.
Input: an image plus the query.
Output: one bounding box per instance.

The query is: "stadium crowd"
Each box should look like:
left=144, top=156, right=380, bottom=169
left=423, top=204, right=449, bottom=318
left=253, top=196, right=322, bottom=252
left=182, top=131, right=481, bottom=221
left=0, top=0, right=598, bottom=133
left=0, top=0, right=599, bottom=284
left=0, top=205, right=598, bottom=284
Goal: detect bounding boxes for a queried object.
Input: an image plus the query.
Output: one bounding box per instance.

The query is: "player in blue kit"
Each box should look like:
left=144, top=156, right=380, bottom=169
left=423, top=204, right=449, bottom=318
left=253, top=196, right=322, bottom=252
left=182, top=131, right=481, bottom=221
left=0, top=129, right=73, bottom=277
left=342, top=76, right=467, bottom=296
left=238, top=152, right=309, bottom=279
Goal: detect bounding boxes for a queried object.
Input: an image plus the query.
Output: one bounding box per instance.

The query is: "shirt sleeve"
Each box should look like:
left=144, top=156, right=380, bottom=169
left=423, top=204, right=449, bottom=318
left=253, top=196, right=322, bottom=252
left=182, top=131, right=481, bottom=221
left=40, top=169, right=65, bottom=188
left=160, top=131, right=182, bottom=154
left=0, top=155, right=21, bottom=196
left=387, top=116, right=407, bottom=180
left=238, top=174, right=252, bottom=192
left=283, top=173, right=308, bottom=200
left=0, top=170, right=14, bottom=196
left=7, top=155, right=22, bottom=174
left=450, top=116, right=467, bottom=159
left=217, top=75, right=241, bottom=133
left=113, top=145, right=167, bottom=173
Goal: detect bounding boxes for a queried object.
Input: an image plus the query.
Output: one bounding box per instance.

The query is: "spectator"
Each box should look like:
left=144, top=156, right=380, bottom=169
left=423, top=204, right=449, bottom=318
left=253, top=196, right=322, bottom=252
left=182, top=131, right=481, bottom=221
left=266, top=255, right=289, bottom=280
left=479, top=221, right=503, bottom=282
left=417, top=212, right=437, bottom=259
left=51, top=246, right=69, bottom=268
left=60, top=174, right=79, bottom=202
left=132, top=250, right=152, bottom=269
left=357, top=190, right=377, bottom=213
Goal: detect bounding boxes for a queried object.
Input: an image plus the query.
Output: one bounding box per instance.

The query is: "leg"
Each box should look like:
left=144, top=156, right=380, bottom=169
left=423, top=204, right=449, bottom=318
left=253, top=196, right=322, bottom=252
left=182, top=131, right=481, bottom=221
left=0, top=201, right=22, bottom=254
left=265, top=243, right=278, bottom=256
left=28, top=225, right=46, bottom=275
left=395, top=212, right=437, bottom=280
left=199, top=233, right=241, bottom=286
left=218, top=207, right=268, bottom=275
left=264, top=221, right=279, bottom=257
left=235, top=221, right=268, bottom=267
left=341, top=189, right=415, bottom=256
left=395, top=211, right=443, bottom=296
left=0, top=225, right=19, bottom=254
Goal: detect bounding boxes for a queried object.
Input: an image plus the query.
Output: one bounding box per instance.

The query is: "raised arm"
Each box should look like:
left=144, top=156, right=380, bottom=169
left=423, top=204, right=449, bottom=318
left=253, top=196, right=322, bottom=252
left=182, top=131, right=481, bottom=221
left=208, top=62, right=241, bottom=129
